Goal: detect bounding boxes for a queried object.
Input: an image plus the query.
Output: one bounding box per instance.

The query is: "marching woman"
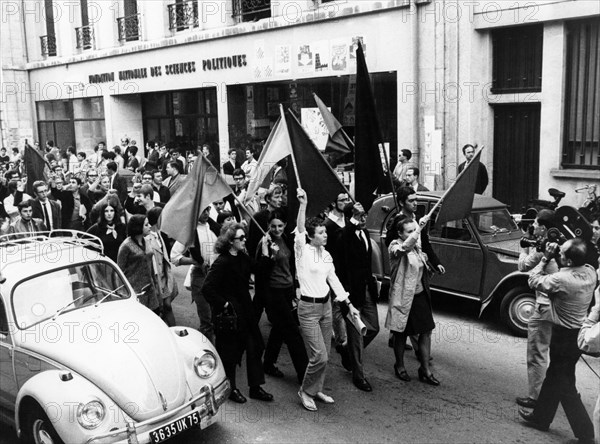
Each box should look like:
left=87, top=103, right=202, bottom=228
left=386, top=214, right=439, bottom=386
left=295, top=188, right=359, bottom=411
left=117, top=214, right=161, bottom=315
left=202, top=221, right=274, bottom=404
left=87, top=202, right=126, bottom=263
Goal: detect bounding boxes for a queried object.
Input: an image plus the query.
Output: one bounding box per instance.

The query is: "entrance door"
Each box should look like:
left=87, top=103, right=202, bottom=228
left=492, top=104, right=541, bottom=212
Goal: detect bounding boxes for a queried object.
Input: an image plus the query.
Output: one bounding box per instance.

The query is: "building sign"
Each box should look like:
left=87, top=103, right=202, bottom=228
left=88, top=57, right=244, bottom=84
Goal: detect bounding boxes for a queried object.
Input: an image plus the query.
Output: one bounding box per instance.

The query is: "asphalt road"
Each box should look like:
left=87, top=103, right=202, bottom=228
left=2, top=266, right=598, bottom=444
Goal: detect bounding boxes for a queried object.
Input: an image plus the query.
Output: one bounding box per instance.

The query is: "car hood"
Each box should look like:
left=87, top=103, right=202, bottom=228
left=482, top=233, right=522, bottom=255
left=20, top=301, right=188, bottom=421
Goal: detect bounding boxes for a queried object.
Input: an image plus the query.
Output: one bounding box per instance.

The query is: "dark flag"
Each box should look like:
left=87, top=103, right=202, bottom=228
left=285, top=109, right=348, bottom=221
left=24, top=144, right=49, bottom=196
left=160, top=155, right=230, bottom=248
left=312, top=93, right=353, bottom=165
left=354, top=41, right=385, bottom=210
left=434, top=148, right=483, bottom=228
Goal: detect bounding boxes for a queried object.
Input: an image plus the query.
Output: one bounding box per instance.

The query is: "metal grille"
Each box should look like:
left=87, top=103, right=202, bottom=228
left=168, top=1, right=199, bottom=31
left=117, top=13, right=142, bottom=42
left=75, top=25, right=94, bottom=50
left=562, top=19, right=600, bottom=169
left=492, top=25, right=543, bottom=94
left=40, top=35, right=57, bottom=57
left=232, top=0, right=271, bottom=22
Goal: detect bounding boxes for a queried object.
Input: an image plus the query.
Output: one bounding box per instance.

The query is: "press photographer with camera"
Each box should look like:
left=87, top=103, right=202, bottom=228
left=519, top=238, right=596, bottom=443
left=516, top=209, right=559, bottom=409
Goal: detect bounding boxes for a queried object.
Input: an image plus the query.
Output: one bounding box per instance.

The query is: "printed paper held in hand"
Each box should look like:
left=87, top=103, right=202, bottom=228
left=345, top=310, right=367, bottom=336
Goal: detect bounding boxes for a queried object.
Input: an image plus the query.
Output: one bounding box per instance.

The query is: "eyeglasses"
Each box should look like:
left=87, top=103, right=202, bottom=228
left=234, top=235, right=246, bottom=241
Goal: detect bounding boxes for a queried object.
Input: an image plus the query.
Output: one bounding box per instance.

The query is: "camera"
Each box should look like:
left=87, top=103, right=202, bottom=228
left=520, top=227, right=566, bottom=253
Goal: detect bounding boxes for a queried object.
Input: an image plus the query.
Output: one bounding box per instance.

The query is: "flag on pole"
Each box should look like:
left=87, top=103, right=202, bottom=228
left=434, top=148, right=483, bottom=228
left=312, top=92, right=353, bottom=162
left=285, top=109, right=348, bottom=218
left=354, top=41, right=385, bottom=211
left=160, top=155, right=231, bottom=247
left=244, top=115, right=293, bottom=203
left=24, top=144, right=49, bottom=196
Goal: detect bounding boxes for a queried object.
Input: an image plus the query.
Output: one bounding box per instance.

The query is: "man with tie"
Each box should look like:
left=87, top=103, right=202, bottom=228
left=105, top=161, right=128, bottom=204
left=31, top=181, right=61, bottom=230
left=334, top=202, right=380, bottom=392
left=9, top=200, right=47, bottom=233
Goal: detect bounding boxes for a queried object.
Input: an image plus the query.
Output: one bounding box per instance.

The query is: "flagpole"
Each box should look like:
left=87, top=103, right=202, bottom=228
left=286, top=107, right=354, bottom=202
left=379, top=142, right=399, bottom=210
left=426, top=146, right=484, bottom=219
left=280, top=105, right=302, bottom=189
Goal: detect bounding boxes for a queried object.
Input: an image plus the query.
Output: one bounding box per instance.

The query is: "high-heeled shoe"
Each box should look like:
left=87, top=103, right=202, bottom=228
left=418, top=368, right=440, bottom=386
left=394, top=366, right=411, bottom=382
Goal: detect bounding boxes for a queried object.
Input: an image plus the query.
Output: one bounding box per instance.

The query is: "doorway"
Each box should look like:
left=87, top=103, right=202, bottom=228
left=492, top=103, right=541, bottom=212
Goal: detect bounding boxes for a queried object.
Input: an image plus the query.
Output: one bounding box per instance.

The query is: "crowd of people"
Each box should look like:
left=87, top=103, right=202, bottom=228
left=1, top=139, right=599, bottom=443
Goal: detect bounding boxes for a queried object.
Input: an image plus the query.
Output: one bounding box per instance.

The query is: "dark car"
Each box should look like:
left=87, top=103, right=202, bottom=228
left=366, top=191, right=533, bottom=337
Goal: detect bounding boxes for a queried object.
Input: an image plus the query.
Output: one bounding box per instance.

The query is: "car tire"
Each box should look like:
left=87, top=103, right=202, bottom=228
left=499, top=287, right=535, bottom=337
left=22, top=404, right=64, bottom=444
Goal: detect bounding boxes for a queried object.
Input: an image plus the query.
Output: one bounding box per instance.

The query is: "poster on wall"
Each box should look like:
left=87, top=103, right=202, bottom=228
left=301, top=107, right=329, bottom=151
left=331, top=39, right=348, bottom=72
left=254, top=39, right=273, bottom=79
left=349, top=36, right=366, bottom=60
left=275, top=45, right=291, bottom=75
left=313, top=40, right=330, bottom=72
left=297, top=44, right=314, bottom=74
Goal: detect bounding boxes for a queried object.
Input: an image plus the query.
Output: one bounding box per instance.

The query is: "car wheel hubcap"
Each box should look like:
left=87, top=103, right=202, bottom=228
left=511, top=296, right=534, bottom=328
left=33, top=419, right=54, bottom=444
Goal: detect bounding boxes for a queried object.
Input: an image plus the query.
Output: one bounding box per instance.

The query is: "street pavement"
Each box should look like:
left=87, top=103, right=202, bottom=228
left=1, top=266, right=598, bottom=444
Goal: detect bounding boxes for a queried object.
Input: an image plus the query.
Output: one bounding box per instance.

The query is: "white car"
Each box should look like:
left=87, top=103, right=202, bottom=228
left=0, top=231, right=230, bottom=444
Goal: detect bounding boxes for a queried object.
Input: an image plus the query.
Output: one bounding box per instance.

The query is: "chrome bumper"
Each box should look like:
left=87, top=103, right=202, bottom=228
left=86, top=379, right=231, bottom=444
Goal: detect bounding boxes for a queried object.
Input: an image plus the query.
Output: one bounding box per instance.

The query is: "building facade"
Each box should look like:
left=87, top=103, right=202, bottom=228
left=1, top=0, right=598, bottom=211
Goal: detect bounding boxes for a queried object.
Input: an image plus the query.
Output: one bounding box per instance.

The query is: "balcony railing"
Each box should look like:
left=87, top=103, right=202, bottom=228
left=117, top=13, right=142, bottom=42
left=75, top=25, right=94, bottom=50
left=168, top=1, right=199, bottom=31
left=233, top=0, right=271, bottom=22
left=40, top=35, right=57, bottom=57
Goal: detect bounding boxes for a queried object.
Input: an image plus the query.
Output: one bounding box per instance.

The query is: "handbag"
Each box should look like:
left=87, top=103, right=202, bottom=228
left=215, top=304, right=238, bottom=333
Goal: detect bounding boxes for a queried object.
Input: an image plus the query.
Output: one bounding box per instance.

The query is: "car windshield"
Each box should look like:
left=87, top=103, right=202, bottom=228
left=12, top=261, right=130, bottom=329
left=472, top=209, right=518, bottom=235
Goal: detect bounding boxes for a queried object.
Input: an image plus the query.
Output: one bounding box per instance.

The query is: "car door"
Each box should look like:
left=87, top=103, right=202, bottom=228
left=0, top=297, right=17, bottom=410
left=428, top=215, right=485, bottom=298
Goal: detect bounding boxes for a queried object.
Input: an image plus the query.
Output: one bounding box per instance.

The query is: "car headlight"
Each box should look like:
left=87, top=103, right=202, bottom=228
left=194, top=351, right=217, bottom=378
left=77, top=400, right=105, bottom=429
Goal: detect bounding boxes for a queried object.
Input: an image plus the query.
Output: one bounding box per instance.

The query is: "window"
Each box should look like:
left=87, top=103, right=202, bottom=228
left=233, top=0, right=271, bottom=22
left=117, top=0, right=141, bottom=43
left=37, top=98, right=106, bottom=155
left=492, top=24, right=543, bottom=93
left=168, top=0, right=199, bottom=31
left=562, top=19, right=600, bottom=169
left=41, top=0, right=57, bottom=57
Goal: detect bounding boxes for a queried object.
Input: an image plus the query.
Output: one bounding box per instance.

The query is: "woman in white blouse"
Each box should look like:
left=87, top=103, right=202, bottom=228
left=295, top=188, right=359, bottom=411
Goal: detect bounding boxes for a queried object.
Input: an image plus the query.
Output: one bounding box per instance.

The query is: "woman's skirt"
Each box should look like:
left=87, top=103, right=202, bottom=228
left=403, top=291, right=435, bottom=336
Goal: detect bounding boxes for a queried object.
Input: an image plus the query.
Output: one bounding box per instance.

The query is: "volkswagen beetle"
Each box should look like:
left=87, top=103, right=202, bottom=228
left=0, top=231, right=230, bottom=444
left=366, top=191, right=533, bottom=337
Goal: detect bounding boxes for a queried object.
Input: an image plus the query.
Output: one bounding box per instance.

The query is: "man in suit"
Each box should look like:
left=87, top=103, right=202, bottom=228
left=105, top=161, right=128, bottom=204
left=50, top=176, right=93, bottom=230
left=31, top=180, right=61, bottom=230
left=404, top=167, right=429, bottom=192
left=334, top=202, right=380, bottom=392
left=150, top=170, right=170, bottom=204
left=458, top=144, right=488, bottom=194
left=9, top=200, right=47, bottom=234
left=145, top=141, right=160, bottom=170
left=222, top=149, right=241, bottom=176
left=163, top=161, right=184, bottom=197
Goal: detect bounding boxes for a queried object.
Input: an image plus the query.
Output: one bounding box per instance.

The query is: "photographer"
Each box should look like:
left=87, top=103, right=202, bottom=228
left=516, top=210, right=559, bottom=409
left=519, top=239, right=596, bottom=443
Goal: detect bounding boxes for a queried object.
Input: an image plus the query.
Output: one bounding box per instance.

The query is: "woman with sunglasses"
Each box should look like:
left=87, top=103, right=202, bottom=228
left=202, top=221, right=274, bottom=404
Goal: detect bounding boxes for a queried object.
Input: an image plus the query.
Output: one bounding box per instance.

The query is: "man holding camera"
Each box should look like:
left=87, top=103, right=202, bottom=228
left=519, top=238, right=596, bottom=443
left=516, top=210, right=559, bottom=409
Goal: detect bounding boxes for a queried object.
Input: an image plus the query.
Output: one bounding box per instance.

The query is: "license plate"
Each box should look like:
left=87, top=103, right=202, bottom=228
left=149, top=410, right=215, bottom=443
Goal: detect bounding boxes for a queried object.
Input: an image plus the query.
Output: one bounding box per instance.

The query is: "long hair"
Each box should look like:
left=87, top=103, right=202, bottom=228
left=214, top=221, right=244, bottom=255
left=127, top=214, right=146, bottom=238
left=96, top=202, right=123, bottom=229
